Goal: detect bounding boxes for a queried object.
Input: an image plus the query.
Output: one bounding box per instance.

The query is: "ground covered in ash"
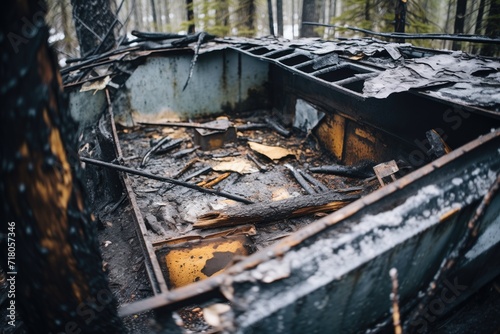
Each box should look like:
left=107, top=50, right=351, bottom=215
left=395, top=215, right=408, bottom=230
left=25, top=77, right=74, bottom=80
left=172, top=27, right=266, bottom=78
left=1, top=108, right=499, bottom=333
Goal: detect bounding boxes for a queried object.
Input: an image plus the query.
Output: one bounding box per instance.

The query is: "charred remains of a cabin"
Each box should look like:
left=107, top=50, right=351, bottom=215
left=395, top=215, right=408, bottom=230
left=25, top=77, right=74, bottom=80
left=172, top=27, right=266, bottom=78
left=58, top=33, right=500, bottom=333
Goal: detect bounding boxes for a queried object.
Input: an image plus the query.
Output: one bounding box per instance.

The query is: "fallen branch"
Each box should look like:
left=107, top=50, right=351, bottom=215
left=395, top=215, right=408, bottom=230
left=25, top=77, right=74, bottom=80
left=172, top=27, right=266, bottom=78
left=80, top=156, right=253, bottom=204
left=194, top=191, right=360, bottom=229
left=285, top=164, right=317, bottom=195
left=141, top=137, right=183, bottom=167
left=310, top=161, right=375, bottom=178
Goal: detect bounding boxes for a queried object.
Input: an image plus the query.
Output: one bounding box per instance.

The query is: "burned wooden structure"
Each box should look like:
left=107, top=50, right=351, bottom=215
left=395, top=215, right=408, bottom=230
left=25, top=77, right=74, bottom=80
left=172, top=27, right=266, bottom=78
left=65, top=34, right=500, bottom=332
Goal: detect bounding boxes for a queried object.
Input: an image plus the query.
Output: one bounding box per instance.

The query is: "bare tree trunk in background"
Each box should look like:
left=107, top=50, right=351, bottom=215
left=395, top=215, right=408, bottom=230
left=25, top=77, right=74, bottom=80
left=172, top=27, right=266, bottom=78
left=394, top=0, right=406, bottom=33
left=133, top=0, right=142, bottom=31
left=267, top=0, right=275, bottom=36
left=186, top=0, right=195, bottom=33
left=474, top=0, right=486, bottom=35
left=301, top=0, right=320, bottom=37
left=71, top=0, right=116, bottom=57
left=59, top=0, right=73, bottom=55
left=277, top=0, right=284, bottom=36
left=201, top=0, right=209, bottom=31
left=165, top=0, right=171, bottom=27
left=443, top=0, right=454, bottom=49
left=216, top=0, right=230, bottom=35
left=238, top=0, right=255, bottom=37
left=292, top=0, right=295, bottom=38
left=150, top=0, right=159, bottom=30
left=328, top=0, right=337, bottom=37
left=483, top=0, right=500, bottom=56
left=364, top=0, right=370, bottom=23
left=472, top=0, right=486, bottom=54
left=452, top=0, right=467, bottom=50
left=0, top=1, right=123, bottom=333
left=330, top=0, right=337, bottom=18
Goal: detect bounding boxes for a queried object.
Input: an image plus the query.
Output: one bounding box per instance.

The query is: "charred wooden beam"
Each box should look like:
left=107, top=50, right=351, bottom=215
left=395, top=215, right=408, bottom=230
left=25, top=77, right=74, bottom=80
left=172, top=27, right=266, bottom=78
left=247, top=152, right=268, bottom=172
left=140, top=136, right=170, bottom=167
left=298, top=169, right=329, bottom=192
left=285, top=164, right=317, bottom=195
left=80, top=157, right=253, bottom=204
left=171, top=158, right=199, bottom=179
left=265, top=117, right=291, bottom=137
left=172, top=147, right=198, bottom=159
left=198, top=172, right=231, bottom=188
left=236, top=123, right=268, bottom=131
left=139, top=121, right=227, bottom=131
left=194, top=192, right=360, bottom=229
left=310, top=161, right=375, bottom=179
left=142, top=138, right=184, bottom=167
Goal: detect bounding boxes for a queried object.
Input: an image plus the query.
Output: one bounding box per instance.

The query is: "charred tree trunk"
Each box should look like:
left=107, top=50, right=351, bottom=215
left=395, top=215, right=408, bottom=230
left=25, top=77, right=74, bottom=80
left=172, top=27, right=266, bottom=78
left=277, top=0, right=284, bottom=37
left=186, top=0, right=195, bottom=34
left=194, top=192, right=359, bottom=229
left=483, top=0, right=500, bottom=56
left=70, top=0, right=116, bottom=57
left=452, top=0, right=467, bottom=50
left=301, top=0, right=320, bottom=37
left=0, top=1, right=123, bottom=333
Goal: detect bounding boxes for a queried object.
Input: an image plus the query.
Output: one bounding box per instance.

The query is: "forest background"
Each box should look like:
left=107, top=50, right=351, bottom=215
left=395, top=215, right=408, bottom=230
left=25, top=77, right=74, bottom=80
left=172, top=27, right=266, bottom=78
left=46, top=0, right=500, bottom=64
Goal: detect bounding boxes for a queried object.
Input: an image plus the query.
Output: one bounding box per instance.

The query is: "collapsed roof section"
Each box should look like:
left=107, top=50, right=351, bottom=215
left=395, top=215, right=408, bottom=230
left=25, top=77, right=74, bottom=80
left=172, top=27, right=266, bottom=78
left=63, top=33, right=500, bottom=119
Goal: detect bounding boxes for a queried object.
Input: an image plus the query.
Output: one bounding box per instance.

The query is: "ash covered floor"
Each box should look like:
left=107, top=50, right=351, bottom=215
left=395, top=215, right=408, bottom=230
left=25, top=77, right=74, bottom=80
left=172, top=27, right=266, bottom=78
left=118, top=110, right=374, bottom=250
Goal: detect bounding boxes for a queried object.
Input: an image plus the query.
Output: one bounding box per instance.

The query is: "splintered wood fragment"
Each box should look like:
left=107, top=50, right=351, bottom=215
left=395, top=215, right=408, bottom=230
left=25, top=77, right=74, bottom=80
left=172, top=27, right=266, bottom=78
left=200, top=172, right=231, bottom=188
left=171, top=158, right=199, bottom=179
left=265, top=117, right=291, bottom=137
left=285, top=164, right=317, bottom=195
left=247, top=152, right=268, bottom=172
left=194, top=191, right=359, bottom=229
left=140, top=136, right=171, bottom=167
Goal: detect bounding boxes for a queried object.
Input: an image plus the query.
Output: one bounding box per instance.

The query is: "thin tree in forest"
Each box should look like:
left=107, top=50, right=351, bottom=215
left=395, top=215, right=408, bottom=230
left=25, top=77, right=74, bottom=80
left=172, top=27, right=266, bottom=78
left=236, top=0, right=256, bottom=36
left=395, top=0, right=407, bottom=33
left=452, top=0, right=467, bottom=50
left=277, top=0, right=284, bottom=37
left=472, top=0, right=486, bottom=54
left=267, top=0, right=275, bottom=36
left=150, top=0, right=159, bottom=30
left=301, top=0, right=320, bottom=37
left=483, top=0, right=500, bottom=56
left=70, top=0, right=117, bottom=57
left=186, top=0, right=195, bottom=33
left=0, top=0, right=123, bottom=332
left=215, top=0, right=230, bottom=36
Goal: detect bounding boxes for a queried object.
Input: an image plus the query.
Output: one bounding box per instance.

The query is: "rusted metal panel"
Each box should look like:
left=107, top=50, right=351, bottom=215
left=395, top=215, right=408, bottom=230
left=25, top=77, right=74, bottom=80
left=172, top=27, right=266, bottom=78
left=115, top=50, right=270, bottom=124
left=316, top=113, right=345, bottom=161
left=157, top=235, right=254, bottom=289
